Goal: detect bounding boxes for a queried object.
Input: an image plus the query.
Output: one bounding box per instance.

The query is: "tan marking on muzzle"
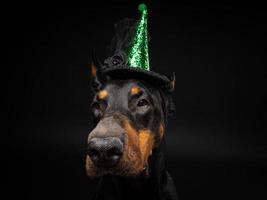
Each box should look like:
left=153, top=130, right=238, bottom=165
left=121, top=120, right=143, bottom=174
left=123, top=120, right=141, bottom=157
left=85, top=155, right=96, bottom=177
left=138, top=129, right=155, bottom=167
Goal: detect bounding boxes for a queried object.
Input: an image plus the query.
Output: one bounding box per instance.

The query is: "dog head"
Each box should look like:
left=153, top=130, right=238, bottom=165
left=85, top=61, right=175, bottom=178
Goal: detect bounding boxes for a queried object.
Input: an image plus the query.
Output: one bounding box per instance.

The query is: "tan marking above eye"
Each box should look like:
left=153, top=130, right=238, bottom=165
left=97, top=90, right=108, bottom=99
left=130, top=86, right=141, bottom=96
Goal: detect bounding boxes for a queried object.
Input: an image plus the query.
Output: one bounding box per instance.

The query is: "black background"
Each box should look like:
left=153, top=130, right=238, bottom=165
left=5, top=1, right=267, bottom=200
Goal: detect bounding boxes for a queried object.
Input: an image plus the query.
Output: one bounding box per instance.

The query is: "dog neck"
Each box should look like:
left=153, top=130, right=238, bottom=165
left=91, top=141, right=171, bottom=200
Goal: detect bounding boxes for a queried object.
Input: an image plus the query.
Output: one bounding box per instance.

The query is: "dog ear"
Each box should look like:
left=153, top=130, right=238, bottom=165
left=165, top=72, right=175, bottom=92
left=90, top=51, right=105, bottom=93
left=159, top=72, right=176, bottom=124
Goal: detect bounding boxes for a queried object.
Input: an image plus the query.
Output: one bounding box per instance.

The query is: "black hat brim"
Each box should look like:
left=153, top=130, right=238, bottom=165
left=102, top=66, right=170, bottom=85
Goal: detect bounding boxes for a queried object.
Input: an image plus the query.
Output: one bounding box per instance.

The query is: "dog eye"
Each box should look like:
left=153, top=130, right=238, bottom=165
left=91, top=102, right=100, bottom=110
left=91, top=101, right=107, bottom=114
left=137, top=99, right=149, bottom=107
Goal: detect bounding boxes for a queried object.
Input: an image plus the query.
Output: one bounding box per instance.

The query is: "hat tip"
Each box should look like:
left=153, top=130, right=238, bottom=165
left=138, top=3, right=147, bottom=14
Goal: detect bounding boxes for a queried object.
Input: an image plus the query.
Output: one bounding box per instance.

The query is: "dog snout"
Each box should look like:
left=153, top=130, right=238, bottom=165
left=87, top=137, right=123, bottom=168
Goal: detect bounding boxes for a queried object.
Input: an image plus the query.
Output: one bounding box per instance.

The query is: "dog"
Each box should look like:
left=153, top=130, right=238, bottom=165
left=84, top=59, right=178, bottom=200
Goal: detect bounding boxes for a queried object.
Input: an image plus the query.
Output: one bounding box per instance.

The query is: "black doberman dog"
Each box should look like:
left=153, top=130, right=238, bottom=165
left=85, top=62, right=178, bottom=200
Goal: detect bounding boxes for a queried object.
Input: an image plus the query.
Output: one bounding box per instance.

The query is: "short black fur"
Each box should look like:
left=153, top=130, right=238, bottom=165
left=87, top=63, right=178, bottom=199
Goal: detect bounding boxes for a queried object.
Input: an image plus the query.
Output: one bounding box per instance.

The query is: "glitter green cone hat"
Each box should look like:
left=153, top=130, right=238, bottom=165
left=100, top=3, right=172, bottom=85
left=127, top=3, right=150, bottom=70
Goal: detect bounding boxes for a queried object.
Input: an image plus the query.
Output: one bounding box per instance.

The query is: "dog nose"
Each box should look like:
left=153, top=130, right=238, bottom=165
left=87, top=137, right=123, bottom=168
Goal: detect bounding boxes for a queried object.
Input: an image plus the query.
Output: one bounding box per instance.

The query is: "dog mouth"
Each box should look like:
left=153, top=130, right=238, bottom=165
left=85, top=149, right=145, bottom=178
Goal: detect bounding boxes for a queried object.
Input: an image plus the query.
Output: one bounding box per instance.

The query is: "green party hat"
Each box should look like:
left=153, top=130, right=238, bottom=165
left=102, top=3, right=172, bottom=86
left=127, top=3, right=150, bottom=71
